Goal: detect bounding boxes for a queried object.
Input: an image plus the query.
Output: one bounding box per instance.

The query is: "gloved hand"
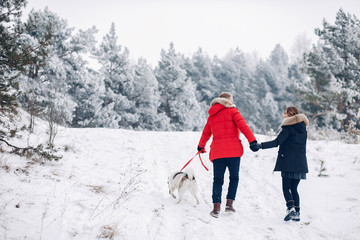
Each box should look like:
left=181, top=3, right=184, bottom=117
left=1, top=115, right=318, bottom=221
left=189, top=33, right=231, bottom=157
left=249, top=140, right=262, bottom=152
left=197, top=146, right=206, bottom=153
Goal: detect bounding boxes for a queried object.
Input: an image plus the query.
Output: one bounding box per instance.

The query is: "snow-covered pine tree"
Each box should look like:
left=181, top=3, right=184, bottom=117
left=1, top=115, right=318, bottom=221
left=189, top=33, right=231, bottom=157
left=155, top=43, right=203, bottom=131
left=93, top=23, right=138, bottom=129
left=252, top=61, right=278, bottom=132
left=66, top=27, right=100, bottom=127
left=267, top=44, right=292, bottom=102
left=247, top=44, right=297, bottom=133
left=131, top=58, right=170, bottom=130
left=182, top=48, right=219, bottom=125
left=226, top=48, right=254, bottom=112
left=71, top=69, right=104, bottom=127
left=0, top=0, right=24, bottom=114
left=0, top=3, right=63, bottom=159
left=288, top=32, right=313, bottom=122
left=1, top=1, right=53, bottom=114
left=211, top=48, right=260, bottom=130
left=303, top=9, right=360, bottom=131
left=212, top=55, right=236, bottom=94
left=290, top=32, right=312, bottom=64
left=185, top=48, right=219, bottom=104
left=1, top=1, right=52, bottom=138
left=18, top=8, right=97, bottom=127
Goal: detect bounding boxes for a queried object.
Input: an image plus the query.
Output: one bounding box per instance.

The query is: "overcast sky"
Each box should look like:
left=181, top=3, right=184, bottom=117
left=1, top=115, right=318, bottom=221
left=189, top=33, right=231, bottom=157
left=23, top=0, right=360, bottom=65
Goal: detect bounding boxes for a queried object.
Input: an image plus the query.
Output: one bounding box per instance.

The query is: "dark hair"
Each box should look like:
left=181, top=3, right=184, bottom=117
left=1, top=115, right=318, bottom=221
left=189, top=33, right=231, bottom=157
left=285, top=106, right=299, bottom=116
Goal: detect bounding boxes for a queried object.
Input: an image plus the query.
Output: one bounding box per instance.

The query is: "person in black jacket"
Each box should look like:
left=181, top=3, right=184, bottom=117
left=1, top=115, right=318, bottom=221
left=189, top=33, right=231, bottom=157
left=251, top=106, right=309, bottom=221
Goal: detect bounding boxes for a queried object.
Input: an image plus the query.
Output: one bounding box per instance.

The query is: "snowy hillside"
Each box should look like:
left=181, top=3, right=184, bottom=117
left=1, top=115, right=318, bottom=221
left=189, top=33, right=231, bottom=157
left=0, top=119, right=360, bottom=239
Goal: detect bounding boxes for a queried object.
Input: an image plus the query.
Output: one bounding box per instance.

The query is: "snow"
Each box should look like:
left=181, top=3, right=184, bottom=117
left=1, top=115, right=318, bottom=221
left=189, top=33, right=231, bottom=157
left=1, top=117, right=360, bottom=240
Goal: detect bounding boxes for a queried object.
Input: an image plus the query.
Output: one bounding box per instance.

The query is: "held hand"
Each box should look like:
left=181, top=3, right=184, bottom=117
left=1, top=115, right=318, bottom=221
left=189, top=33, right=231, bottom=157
left=197, top=146, right=206, bottom=153
left=249, top=140, right=262, bottom=152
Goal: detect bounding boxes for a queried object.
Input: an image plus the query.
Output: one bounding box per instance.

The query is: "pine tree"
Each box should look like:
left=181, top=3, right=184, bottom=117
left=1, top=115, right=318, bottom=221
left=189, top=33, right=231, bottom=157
left=267, top=44, right=290, bottom=99
left=303, top=9, right=360, bottom=131
left=290, top=32, right=312, bottom=63
left=212, top=54, right=236, bottom=94
left=186, top=48, right=219, bottom=103
left=93, top=23, right=138, bottom=129
left=71, top=69, right=104, bottom=127
left=252, top=61, right=278, bottom=132
left=155, top=43, right=203, bottom=131
left=1, top=0, right=24, bottom=113
left=250, top=45, right=295, bottom=133
left=65, top=27, right=99, bottom=127
left=1, top=1, right=53, bottom=140
left=132, top=58, right=170, bottom=130
left=182, top=48, right=219, bottom=126
left=0, top=0, right=51, bottom=114
left=18, top=8, right=97, bottom=127
left=226, top=48, right=254, bottom=111
left=211, top=48, right=260, bottom=130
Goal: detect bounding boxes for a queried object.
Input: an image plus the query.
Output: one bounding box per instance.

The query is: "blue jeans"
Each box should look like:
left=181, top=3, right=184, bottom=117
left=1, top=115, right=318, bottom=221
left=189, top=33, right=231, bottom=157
left=212, top=157, right=241, bottom=203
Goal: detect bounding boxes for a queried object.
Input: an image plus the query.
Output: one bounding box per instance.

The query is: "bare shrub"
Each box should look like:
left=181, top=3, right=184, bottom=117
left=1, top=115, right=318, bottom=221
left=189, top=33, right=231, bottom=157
left=98, top=224, right=118, bottom=239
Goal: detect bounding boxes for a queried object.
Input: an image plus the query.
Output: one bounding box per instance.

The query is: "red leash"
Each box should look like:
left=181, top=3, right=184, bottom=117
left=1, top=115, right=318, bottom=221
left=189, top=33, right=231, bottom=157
left=180, top=151, right=209, bottom=172
left=198, top=153, right=209, bottom=171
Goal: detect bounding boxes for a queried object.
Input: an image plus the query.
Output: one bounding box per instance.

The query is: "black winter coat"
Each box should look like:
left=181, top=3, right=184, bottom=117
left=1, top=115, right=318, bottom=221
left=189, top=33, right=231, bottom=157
left=261, top=114, right=309, bottom=173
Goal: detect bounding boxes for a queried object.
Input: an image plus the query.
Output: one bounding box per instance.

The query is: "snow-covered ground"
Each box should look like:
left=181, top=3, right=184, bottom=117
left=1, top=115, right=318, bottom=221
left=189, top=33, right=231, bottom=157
left=1, top=117, right=360, bottom=239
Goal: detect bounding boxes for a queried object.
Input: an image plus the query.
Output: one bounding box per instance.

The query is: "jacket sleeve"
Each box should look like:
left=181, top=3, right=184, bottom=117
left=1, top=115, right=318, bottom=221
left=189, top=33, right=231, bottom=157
left=261, top=127, right=290, bottom=149
left=198, top=121, right=212, bottom=148
left=232, top=110, right=256, bottom=143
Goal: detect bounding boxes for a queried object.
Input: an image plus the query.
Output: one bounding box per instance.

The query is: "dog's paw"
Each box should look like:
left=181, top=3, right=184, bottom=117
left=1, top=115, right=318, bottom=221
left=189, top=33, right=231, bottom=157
left=171, top=193, right=176, bottom=199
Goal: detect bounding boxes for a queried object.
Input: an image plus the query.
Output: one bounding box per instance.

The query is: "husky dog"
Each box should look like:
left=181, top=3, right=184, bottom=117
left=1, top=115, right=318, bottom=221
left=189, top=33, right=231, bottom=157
left=168, top=168, right=200, bottom=204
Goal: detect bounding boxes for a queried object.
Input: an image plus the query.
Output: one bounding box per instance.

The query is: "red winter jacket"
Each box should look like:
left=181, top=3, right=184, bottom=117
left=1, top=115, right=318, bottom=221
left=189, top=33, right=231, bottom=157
left=198, top=98, right=256, bottom=161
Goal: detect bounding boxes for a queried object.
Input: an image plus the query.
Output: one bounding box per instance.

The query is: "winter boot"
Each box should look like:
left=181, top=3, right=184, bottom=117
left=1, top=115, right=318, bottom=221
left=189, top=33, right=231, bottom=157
left=284, top=207, right=296, bottom=221
left=292, top=212, right=300, bottom=221
left=225, top=199, right=236, bottom=213
left=292, top=207, right=300, bottom=221
left=210, top=203, right=221, bottom=218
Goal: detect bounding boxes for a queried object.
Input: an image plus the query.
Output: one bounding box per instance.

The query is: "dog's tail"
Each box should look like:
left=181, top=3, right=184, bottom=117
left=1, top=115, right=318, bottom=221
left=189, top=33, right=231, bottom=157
left=185, top=167, right=196, bottom=181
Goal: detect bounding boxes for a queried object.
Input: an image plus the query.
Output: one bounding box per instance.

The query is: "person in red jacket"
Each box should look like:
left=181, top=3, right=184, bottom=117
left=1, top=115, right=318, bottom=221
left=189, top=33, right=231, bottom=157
left=197, top=92, right=259, bottom=218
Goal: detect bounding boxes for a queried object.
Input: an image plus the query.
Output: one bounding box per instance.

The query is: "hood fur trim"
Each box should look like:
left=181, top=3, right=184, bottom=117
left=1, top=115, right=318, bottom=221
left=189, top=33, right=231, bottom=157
left=282, top=114, right=309, bottom=127
left=210, top=97, right=236, bottom=108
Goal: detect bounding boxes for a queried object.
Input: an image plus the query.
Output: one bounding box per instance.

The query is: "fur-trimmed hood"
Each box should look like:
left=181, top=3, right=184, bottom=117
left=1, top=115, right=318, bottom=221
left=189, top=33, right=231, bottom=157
left=282, top=114, right=309, bottom=127
left=208, top=97, right=236, bottom=116
left=210, top=97, right=236, bottom=108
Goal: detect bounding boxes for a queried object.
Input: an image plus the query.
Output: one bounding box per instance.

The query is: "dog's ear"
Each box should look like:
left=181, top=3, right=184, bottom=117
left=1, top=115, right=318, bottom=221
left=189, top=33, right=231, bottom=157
left=173, top=172, right=184, bottom=179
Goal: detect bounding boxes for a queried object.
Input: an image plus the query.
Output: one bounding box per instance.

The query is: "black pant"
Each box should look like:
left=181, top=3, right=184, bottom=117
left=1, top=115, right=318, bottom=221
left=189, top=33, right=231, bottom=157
left=212, top=157, right=240, bottom=203
left=282, top=177, right=300, bottom=210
